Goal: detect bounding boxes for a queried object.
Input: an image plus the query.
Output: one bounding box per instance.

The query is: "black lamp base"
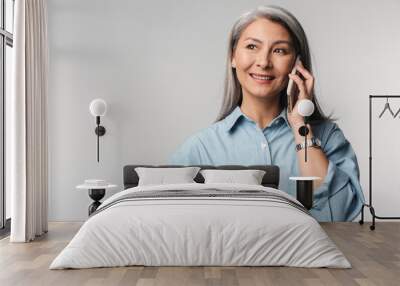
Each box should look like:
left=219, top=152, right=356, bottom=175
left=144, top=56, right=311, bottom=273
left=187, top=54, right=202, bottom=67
left=88, top=189, right=105, bottom=215
left=296, top=180, right=313, bottom=210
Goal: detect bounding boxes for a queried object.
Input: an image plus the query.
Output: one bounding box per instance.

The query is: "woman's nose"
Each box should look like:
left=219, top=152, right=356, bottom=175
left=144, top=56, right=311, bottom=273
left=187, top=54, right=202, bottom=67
left=256, top=55, right=273, bottom=69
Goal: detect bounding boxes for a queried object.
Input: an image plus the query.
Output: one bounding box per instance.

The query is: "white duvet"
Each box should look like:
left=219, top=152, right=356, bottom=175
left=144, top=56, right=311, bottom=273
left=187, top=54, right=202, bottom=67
left=50, top=183, right=350, bottom=269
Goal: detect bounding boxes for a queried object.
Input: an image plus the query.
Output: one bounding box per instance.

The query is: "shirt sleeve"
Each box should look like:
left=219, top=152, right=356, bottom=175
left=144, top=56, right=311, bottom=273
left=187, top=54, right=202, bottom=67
left=310, top=123, right=365, bottom=222
left=168, top=135, right=204, bottom=165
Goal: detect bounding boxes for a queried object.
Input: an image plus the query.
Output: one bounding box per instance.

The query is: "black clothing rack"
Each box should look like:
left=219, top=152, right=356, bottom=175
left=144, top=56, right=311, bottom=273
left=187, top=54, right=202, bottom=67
left=359, top=95, right=400, bottom=230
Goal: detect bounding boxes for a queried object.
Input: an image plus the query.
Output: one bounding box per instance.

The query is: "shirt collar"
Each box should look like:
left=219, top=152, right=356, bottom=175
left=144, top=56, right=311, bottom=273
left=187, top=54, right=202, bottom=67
left=223, top=106, right=290, bottom=132
left=271, top=107, right=290, bottom=128
left=223, top=106, right=245, bottom=132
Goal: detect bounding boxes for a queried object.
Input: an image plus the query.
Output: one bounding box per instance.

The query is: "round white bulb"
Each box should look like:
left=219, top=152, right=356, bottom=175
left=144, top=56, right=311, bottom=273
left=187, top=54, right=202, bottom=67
left=89, top=99, right=107, bottom=117
left=297, top=99, right=314, bottom=117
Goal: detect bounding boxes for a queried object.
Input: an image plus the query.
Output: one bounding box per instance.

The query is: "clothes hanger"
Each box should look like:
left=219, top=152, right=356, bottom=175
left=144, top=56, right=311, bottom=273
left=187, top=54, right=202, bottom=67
left=393, top=106, right=400, bottom=118
left=378, top=97, right=395, bottom=118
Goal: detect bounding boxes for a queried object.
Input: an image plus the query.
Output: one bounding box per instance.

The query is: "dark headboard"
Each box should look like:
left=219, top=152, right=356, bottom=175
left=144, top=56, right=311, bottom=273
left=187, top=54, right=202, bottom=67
left=123, top=165, right=280, bottom=189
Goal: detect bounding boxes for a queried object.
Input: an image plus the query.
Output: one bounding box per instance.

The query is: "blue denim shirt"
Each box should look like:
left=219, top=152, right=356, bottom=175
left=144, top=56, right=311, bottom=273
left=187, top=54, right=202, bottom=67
left=169, top=106, right=365, bottom=222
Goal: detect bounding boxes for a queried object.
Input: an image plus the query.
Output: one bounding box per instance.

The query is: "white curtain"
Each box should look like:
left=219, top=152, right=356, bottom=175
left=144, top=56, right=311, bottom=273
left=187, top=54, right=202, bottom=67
left=9, top=0, right=48, bottom=242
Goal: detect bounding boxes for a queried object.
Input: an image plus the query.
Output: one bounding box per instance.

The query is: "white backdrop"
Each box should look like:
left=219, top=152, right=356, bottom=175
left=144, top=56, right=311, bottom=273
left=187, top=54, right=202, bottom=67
left=47, top=0, right=400, bottom=221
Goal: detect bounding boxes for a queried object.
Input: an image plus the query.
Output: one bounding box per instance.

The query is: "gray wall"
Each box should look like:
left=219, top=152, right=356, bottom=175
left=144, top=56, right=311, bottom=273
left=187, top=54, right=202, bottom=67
left=48, top=0, right=400, bottom=221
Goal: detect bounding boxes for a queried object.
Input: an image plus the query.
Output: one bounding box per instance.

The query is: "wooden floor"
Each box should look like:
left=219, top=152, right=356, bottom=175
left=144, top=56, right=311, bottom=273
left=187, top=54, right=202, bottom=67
left=0, top=222, right=399, bottom=286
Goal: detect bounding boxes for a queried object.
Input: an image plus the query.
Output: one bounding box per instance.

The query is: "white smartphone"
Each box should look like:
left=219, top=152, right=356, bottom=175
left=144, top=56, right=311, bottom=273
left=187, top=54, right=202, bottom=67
left=287, top=55, right=301, bottom=113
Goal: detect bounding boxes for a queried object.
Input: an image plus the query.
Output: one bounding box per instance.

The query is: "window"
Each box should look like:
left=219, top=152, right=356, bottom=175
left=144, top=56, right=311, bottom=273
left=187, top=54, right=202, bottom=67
left=0, top=0, right=14, bottom=233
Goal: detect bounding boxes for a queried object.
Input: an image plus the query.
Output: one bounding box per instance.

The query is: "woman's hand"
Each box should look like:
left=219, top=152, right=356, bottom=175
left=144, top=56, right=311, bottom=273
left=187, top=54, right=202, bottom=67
left=286, top=60, right=315, bottom=130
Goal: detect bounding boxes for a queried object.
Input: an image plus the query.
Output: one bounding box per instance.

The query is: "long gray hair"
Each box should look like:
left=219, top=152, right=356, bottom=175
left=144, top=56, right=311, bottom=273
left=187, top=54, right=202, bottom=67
left=216, top=5, right=330, bottom=123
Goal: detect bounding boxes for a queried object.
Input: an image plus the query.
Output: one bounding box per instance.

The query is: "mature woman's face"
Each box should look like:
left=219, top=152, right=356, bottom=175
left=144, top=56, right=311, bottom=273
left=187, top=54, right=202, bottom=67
left=232, top=18, right=296, bottom=101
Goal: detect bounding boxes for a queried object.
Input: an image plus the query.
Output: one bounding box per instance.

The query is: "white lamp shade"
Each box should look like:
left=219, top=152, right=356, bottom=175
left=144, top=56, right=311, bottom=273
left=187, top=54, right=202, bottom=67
left=297, top=99, right=314, bottom=117
left=89, top=99, right=107, bottom=117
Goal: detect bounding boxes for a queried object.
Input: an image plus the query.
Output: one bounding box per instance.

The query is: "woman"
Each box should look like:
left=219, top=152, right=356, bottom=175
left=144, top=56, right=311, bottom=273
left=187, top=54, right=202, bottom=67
left=169, top=5, right=364, bottom=222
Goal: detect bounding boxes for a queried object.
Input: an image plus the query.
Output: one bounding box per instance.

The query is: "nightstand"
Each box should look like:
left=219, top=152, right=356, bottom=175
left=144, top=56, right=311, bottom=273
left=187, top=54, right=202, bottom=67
left=76, top=182, right=117, bottom=215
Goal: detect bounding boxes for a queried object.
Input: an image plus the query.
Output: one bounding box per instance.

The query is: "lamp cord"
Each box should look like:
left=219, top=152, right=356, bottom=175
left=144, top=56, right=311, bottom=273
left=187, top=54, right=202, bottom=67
left=97, top=124, right=99, bottom=162
left=96, top=116, right=100, bottom=162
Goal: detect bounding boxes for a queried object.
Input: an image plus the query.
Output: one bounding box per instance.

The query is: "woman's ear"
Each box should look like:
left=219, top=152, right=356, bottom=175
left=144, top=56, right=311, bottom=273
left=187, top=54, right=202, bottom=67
left=231, top=59, right=236, bottom=68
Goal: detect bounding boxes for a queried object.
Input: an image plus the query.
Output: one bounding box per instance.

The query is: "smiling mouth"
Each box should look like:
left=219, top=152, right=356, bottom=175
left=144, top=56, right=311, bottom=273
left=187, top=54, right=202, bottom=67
left=250, top=73, right=275, bottom=83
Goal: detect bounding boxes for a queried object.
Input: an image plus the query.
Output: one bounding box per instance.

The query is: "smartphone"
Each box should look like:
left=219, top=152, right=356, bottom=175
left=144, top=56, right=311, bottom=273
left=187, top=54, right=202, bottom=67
left=287, top=55, right=301, bottom=113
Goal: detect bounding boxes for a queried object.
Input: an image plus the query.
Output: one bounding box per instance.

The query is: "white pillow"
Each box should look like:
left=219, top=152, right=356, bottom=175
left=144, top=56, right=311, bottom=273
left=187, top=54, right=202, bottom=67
left=135, top=167, right=201, bottom=186
left=200, top=169, right=266, bottom=185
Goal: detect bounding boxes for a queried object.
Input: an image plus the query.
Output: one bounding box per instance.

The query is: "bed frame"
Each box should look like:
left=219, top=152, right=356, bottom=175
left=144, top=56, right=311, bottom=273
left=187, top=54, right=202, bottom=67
left=123, top=165, right=280, bottom=189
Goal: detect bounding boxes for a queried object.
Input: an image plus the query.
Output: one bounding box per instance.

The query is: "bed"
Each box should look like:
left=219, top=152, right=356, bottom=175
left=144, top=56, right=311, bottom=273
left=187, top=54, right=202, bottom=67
left=50, top=165, right=350, bottom=269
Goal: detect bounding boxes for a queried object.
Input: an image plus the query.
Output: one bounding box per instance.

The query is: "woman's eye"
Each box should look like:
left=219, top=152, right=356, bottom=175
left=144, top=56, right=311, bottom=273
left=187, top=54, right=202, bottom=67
left=246, top=44, right=256, bottom=50
left=275, top=48, right=286, bottom=54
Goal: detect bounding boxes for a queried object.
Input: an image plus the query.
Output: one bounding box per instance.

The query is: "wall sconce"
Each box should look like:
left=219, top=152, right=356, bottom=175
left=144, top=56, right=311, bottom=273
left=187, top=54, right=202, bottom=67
left=89, top=99, right=107, bottom=162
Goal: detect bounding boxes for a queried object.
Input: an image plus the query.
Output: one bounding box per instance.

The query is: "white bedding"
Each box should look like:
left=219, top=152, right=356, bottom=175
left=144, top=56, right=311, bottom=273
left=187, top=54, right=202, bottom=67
left=50, top=183, right=350, bottom=269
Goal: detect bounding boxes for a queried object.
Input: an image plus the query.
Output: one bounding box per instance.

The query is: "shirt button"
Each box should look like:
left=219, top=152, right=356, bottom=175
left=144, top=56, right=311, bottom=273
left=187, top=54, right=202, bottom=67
left=261, top=143, right=267, bottom=149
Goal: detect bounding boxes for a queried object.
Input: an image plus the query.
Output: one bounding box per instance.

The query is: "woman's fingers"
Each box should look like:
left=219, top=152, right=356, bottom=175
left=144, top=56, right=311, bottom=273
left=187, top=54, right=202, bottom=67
left=296, top=61, right=314, bottom=96
left=296, top=61, right=313, bottom=80
left=288, top=73, right=308, bottom=100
